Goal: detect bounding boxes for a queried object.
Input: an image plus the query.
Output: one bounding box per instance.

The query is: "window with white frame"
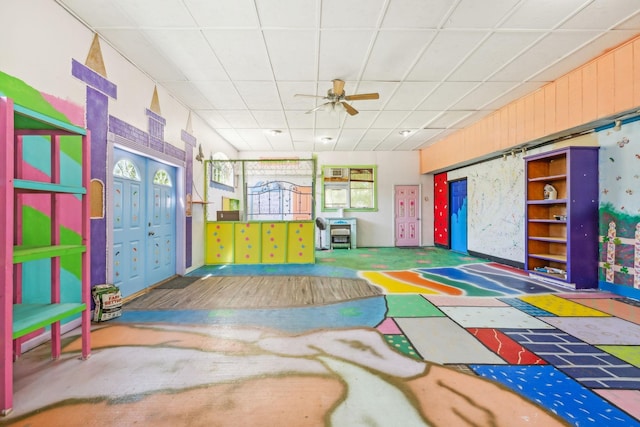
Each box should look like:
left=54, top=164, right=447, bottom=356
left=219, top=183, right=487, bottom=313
left=322, top=166, right=376, bottom=211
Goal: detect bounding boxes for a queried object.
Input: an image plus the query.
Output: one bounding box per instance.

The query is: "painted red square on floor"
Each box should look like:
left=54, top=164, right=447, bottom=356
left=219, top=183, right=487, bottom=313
left=468, top=328, right=546, bottom=365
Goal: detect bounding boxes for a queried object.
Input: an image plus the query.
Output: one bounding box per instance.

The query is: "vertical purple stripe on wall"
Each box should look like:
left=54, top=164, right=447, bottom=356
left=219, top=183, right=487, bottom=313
left=182, top=130, right=196, bottom=269
left=86, top=86, right=109, bottom=285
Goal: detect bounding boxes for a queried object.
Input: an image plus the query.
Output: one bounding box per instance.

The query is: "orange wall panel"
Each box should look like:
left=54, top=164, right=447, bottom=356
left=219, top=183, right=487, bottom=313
left=524, top=94, right=535, bottom=141
left=555, top=75, right=569, bottom=131
left=614, top=43, right=634, bottom=112
left=597, top=53, right=615, bottom=118
left=634, top=39, right=640, bottom=106
left=582, top=62, right=598, bottom=123
left=533, top=89, right=545, bottom=139
left=544, top=84, right=556, bottom=136
left=568, top=70, right=583, bottom=128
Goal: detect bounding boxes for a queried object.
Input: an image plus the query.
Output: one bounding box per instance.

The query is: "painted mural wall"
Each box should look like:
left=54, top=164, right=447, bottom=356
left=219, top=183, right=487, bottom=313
left=598, top=119, right=640, bottom=293
left=447, top=154, right=525, bottom=262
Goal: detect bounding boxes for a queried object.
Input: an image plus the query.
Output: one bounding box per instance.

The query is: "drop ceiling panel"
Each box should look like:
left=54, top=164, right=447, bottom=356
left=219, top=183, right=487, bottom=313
left=408, top=31, right=489, bottom=81
left=362, top=30, right=436, bottom=80
left=342, top=111, right=377, bottom=129
left=285, top=111, right=314, bottom=129
left=235, top=81, right=282, bottom=110
left=561, top=0, right=640, bottom=30
left=449, top=32, right=544, bottom=81
left=185, top=0, right=259, bottom=27
left=203, top=30, right=274, bottom=80
left=498, top=0, right=589, bottom=29
left=236, top=129, right=273, bottom=150
left=161, top=82, right=213, bottom=109
left=321, top=0, right=386, bottom=28
left=255, top=0, right=317, bottom=28
left=318, top=30, right=375, bottom=81
left=371, top=111, right=407, bottom=128
left=264, top=30, right=317, bottom=81
left=195, top=111, right=232, bottom=129
left=221, top=111, right=259, bottom=128
left=385, top=82, right=438, bottom=110
left=114, top=0, right=196, bottom=27
left=428, top=111, right=475, bottom=129
left=196, top=82, right=245, bottom=110
left=290, top=129, right=314, bottom=141
left=354, top=129, right=391, bottom=150
left=57, top=0, right=135, bottom=27
left=401, top=111, right=442, bottom=129
left=483, top=81, right=546, bottom=110
left=452, top=82, right=518, bottom=110
left=445, top=0, right=521, bottom=29
left=490, top=31, right=602, bottom=82
left=252, top=111, right=288, bottom=129
left=382, top=0, right=454, bottom=29
left=278, top=82, right=321, bottom=109
left=419, top=82, right=479, bottom=110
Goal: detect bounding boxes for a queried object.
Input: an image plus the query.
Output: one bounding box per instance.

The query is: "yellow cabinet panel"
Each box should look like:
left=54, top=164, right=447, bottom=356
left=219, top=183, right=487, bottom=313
left=287, top=222, right=315, bottom=263
left=206, top=222, right=234, bottom=264
left=262, top=222, right=287, bottom=263
left=234, top=223, right=261, bottom=264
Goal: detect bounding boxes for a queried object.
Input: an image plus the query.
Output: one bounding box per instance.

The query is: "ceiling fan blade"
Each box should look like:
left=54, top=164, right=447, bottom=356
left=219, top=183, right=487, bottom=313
left=332, top=79, right=345, bottom=96
left=344, top=93, right=379, bottom=101
left=295, top=94, right=326, bottom=98
left=341, top=102, right=358, bottom=116
left=305, top=102, right=331, bottom=114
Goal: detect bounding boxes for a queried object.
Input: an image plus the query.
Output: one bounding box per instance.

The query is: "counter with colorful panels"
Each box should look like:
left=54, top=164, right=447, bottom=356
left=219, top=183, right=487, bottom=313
left=205, top=221, right=315, bottom=264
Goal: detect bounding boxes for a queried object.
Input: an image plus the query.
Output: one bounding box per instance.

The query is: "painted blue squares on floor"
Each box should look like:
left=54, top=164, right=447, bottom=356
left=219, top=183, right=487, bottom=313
left=469, top=365, right=640, bottom=426
left=500, top=297, right=557, bottom=316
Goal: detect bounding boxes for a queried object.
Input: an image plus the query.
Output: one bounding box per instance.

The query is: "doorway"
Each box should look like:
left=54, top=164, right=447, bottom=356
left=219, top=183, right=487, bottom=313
left=394, top=185, right=420, bottom=247
left=112, top=148, right=177, bottom=297
left=449, top=179, right=468, bottom=254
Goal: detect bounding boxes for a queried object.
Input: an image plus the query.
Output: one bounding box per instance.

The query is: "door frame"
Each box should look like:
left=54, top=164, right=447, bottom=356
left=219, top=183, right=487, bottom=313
left=106, top=135, right=186, bottom=285
left=393, top=184, right=421, bottom=247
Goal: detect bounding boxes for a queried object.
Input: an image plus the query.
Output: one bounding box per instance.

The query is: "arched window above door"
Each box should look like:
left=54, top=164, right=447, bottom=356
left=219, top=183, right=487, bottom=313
left=113, top=159, right=141, bottom=181
left=153, top=169, right=172, bottom=186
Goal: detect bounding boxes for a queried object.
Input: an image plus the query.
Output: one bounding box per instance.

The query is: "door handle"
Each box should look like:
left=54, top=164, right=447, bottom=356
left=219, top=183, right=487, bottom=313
left=148, top=231, right=155, bottom=236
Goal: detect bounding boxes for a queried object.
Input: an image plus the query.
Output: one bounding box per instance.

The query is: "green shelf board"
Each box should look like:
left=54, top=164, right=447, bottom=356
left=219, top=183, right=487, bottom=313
left=13, top=103, right=87, bottom=135
left=13, top=303, right=86, bottom=339
left=13, top=245, right=86, bottom=263
left=13, top=179, right=86, bottom=194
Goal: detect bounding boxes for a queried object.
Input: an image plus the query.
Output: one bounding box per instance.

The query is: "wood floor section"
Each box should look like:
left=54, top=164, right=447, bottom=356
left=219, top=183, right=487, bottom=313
left=125, top=275, right=384, bottom=310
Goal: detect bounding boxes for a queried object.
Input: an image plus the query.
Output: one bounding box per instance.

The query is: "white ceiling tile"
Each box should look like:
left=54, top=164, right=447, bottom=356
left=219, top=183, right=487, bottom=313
left=408, top=31, right=489, bottom=81
left=99, top=29, right=187, bottom=82
left=490, top=31, right=601, bottom=82
left=143, top=30, right=228, bottom=81
left=264, top=30, right=317, bottom=81
left=256, top=0, right=317, bottom=27
left=561, top=0, right=640, bottom=30
left=195, top=111, right=232, bottom=128
left=285, top=111, right=315, bottom=129
left=499, top=0, right=589, bottom=29
left=353, top=129, right=390, bottom=150
left=452, top=82, right=518, bottom=109
left=314, top=111, right=345, bottom=128
left=400, top=111, right=442, bottom=128
left=113, top=0, right=196, bottom=27
left=454, top=110, right=494, bottom=129
left=615, top=10, right=640, bottom=30
left=382, top=0, right=455, bottom=29
left=278, top=82, right=322, bottom=109
left=445, top=0, right=521, bottom=29
left=419, top=82, right=479, bottom=110
left=58, top=0, right=136, bottom=27
left=237, top=129, right=272, bottom=150
left=184, top=0, right=259, bottom=27
left=203, top=30, right=273, bottom=80
left=428, top=111, right=474, bottom=128
left=252, top=111, right=288, bottom=129
left=197, top=82, right=245, bottom=109
left=235, top=81, right=282, bottom=110
left=348, top=81, right=399, bottom=111
left=448, top=31, right=544, bottom=81
left=385, top=82, right=438, bottom=110
left=362, top=30, right=436, bottom=80
left=290, top=129, right=315, bottom=141
left=321, top=0, right=386, bottom=28
left=221, top=111, right=259, bottom=128
left=342, top=111, right=378, bottom=128
left=318, top=30, right=376, bottom=81
left=293, top=141, right=316, bottom=151
left=482, top=81, right=546, bottom=110
left=531, top=30, right=640, bottom=81
left=162, top=81, right=213, bottom=109
left=371, top=111, right=407, bottom=128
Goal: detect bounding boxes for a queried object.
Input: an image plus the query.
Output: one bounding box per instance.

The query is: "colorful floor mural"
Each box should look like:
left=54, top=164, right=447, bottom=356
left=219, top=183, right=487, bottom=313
left=4, top=247, right=640, bottom=426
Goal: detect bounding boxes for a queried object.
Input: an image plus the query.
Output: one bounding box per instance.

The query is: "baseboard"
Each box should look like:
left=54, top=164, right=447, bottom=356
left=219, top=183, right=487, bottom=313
left=598, top=281, right=640, bottom=300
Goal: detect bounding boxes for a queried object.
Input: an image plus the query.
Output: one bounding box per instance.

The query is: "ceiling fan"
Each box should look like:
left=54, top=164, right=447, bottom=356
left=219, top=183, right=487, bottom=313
left=295, top=79, right=379, bottom=116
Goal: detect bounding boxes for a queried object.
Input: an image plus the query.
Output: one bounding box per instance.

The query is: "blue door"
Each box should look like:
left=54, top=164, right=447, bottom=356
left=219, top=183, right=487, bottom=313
left=113, top=149, right=176, bottom=297
left=449, top=179, right=468, bottom=254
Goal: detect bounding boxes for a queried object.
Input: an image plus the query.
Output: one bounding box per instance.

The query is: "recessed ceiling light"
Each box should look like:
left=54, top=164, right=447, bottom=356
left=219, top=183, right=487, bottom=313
left=267, top=129, right=282, bottom=135
left=399, top=130, right=412, bottom=137
left=320, top=137, right=333, bottom=143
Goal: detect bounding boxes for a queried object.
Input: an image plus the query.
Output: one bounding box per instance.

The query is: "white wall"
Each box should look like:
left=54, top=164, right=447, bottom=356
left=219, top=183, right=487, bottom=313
left=241, top=151, right=433, bottom=247
left=1, top=0, right=238, bottom=272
